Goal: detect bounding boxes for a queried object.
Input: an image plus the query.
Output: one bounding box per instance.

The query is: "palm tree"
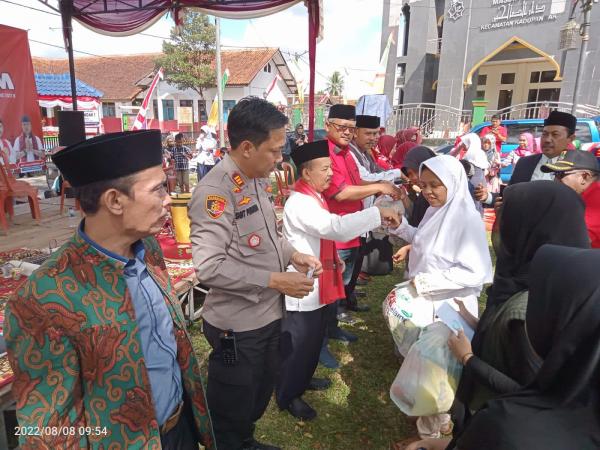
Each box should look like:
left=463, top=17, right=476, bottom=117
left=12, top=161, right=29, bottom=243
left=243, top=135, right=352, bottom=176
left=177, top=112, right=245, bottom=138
left=326, top=71, right=345, bottom=97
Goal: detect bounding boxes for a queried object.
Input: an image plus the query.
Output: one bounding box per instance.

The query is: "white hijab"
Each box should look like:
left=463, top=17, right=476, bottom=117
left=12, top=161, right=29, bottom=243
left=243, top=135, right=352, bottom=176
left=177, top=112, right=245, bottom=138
left=460, top=133, right=489, bottom=170
left=408, top=155, right=493, bottom=288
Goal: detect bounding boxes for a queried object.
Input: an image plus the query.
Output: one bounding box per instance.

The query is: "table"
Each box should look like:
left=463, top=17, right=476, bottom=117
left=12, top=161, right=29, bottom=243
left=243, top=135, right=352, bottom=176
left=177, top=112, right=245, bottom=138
left=165, top=259, right=207, bottom=324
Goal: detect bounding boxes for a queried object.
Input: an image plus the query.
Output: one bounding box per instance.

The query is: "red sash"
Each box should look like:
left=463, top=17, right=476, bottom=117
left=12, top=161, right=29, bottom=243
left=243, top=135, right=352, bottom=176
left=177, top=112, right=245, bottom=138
left=293, top=179, right=345, bottom=305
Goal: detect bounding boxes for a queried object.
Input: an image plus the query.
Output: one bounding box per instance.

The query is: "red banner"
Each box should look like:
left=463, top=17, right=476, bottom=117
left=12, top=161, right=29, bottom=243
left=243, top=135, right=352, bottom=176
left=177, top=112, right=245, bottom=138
left=0, top=25, right=43, bottom=166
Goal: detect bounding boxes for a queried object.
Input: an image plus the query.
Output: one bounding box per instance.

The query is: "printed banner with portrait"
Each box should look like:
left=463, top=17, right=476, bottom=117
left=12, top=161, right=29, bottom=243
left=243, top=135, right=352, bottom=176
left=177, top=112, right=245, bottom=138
left=0, top=24, right=44, bottom=172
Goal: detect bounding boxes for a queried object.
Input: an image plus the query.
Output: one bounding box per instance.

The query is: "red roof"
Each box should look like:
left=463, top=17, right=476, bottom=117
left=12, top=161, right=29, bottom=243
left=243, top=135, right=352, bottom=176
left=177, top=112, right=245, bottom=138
left=32, top=48, right=282, bottom=101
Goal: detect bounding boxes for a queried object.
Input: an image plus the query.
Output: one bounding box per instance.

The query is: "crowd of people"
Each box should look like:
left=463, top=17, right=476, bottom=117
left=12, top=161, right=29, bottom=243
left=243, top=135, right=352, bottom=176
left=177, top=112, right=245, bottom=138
left=3, top=95, right=600, bottom=450
left=162, top=126, right=227, bottom=193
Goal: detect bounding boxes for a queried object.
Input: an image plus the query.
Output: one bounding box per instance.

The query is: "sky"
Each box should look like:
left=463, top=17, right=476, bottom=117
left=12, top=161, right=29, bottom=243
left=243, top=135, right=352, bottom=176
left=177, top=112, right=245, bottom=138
left=0, top=0, right=385, bottom=99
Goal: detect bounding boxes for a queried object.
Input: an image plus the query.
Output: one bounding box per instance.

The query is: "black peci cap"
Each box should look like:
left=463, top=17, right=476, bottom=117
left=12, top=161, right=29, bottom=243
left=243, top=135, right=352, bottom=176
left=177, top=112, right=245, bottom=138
left=328, top=104, right=356, bottom=121
left=544, top=111, right=577, bottom=134
left=52, top=130, right=163, bottom=187
left=291, top=140, right=330, bottom=168
left=356, top=115, right=380, bottom=129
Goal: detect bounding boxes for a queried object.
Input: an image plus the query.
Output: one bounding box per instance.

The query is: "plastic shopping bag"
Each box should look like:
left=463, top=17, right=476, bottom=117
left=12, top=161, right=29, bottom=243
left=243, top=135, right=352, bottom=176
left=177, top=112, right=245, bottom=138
left=390, top=322, right=463, bottom=417
left=383, top=281, right=437, bottom=356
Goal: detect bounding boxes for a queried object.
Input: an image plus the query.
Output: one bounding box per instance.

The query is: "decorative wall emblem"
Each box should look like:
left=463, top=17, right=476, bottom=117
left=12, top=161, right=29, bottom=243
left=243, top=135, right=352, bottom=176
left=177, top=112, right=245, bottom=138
left=447, top=0, right=465, bottom=21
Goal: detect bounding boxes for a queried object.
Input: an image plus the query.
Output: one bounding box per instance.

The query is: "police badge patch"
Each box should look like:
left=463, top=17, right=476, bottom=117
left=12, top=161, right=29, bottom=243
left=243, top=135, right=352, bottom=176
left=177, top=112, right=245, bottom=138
left=205, top=194, right=227, bottom=219
left=248, top=234, right=261, bottom=248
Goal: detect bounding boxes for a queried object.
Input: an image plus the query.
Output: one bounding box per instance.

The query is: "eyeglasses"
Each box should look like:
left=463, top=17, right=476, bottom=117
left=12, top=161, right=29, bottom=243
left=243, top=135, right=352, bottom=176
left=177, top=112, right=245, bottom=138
left=555, top=170, right=589, bottom=180
left=327, top=121, right=356, bottom=134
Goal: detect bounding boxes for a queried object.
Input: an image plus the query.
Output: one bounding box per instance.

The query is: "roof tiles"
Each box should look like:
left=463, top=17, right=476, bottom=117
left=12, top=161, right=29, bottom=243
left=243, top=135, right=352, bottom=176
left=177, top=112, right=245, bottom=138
left=32, top=48, right=279, bottom=101
left=35, top=73, right=103, bottom=97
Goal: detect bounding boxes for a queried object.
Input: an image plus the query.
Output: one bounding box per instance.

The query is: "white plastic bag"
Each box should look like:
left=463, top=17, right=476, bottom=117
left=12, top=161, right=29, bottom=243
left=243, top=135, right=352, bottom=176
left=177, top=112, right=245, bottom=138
left=383, top=280, right=439, bottom=356
left=390, top=322, right=463, bottom=416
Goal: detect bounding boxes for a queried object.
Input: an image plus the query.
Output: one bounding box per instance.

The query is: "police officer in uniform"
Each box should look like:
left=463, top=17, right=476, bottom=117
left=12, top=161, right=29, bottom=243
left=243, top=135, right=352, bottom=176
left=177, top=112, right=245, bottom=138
left=189, top=97, right=322, bottom=450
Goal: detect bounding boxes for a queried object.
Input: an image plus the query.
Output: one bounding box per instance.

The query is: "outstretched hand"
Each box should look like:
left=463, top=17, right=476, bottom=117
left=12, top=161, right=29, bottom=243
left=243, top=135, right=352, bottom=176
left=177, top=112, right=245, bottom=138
left=393, top=245, right=411, bottom=263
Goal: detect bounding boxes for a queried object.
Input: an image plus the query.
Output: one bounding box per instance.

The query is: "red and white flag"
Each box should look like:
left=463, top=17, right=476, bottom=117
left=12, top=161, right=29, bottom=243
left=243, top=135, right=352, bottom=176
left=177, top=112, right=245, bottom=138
left=131, top=67, right=164, bottom=130
left=264, top=74, right=282, bottom=97
left=317, top=92, right=330, bottom=104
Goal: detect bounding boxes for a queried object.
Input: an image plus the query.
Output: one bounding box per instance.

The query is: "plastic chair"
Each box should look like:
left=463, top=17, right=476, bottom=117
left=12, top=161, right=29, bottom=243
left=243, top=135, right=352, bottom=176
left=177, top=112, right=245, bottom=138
left=59, top=178, right=80, bottom=215
left=0, top=163, right=41, bottom=225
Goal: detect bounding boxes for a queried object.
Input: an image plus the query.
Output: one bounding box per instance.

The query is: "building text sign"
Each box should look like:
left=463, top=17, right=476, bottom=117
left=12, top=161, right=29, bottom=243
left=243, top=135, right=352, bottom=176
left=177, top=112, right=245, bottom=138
left=481, top=0, right=559, bottom=31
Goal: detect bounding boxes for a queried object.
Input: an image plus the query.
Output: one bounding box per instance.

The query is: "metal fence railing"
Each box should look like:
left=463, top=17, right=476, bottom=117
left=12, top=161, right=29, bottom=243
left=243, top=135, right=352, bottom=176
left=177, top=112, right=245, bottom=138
left=387, top=101, right=600, bottom=138
left=387, top=103, right=472, bottom=138
left=486, top=102, right=600, bottom=121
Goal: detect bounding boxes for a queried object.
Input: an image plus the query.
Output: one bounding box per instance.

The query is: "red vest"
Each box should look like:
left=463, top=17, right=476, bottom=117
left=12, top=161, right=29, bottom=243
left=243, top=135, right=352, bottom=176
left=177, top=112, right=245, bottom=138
left=323, top=139, right=363, bottom=249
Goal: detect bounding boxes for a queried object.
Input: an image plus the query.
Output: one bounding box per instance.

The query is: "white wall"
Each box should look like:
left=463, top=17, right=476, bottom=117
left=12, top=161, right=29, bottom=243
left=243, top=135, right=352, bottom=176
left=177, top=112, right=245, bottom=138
left=107, top=56, right=295, bottom=119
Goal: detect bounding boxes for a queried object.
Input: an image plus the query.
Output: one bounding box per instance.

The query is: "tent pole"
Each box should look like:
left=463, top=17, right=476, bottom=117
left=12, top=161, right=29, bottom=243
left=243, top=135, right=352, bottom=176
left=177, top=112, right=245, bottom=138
left=307, top=0, right=318, bottom=141
left=60, top=0, right=78, bottom=111
left=216, top=17, right=225, bottom=148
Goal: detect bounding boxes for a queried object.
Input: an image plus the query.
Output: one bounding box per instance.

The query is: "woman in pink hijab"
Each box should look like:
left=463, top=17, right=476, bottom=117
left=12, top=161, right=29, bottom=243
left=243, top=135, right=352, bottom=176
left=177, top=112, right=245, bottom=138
left=392, top=127, right=422, bottom=168
left=503, top=132, right=538, bottom=167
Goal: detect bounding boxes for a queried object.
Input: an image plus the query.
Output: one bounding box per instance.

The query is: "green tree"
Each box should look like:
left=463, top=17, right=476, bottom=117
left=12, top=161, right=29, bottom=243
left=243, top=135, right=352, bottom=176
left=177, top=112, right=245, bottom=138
left=326, top=71, right=344, bottom=97
left=156, top=12, right=216, bottom=98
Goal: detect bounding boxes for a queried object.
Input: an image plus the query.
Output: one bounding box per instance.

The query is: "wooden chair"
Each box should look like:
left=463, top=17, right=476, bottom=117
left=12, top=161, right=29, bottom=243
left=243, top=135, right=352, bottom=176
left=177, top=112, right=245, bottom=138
left=0, top=163, right=41, bottom=226
left=59, top=178, right=80, bottom=215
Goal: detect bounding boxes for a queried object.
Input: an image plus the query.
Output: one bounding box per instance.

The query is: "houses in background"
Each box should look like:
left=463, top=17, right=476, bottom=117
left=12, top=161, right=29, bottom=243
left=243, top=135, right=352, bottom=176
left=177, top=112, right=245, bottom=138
left=32, top=48, right=297, bottom=135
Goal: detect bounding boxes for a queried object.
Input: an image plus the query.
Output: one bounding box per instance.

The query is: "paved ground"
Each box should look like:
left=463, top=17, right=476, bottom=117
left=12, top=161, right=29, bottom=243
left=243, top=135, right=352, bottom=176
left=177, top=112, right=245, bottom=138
left=0, top=175, right=78, bottom=250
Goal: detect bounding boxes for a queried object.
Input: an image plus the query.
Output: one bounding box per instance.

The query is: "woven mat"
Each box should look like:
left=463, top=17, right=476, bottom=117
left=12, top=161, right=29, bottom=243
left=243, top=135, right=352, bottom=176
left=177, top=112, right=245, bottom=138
left=165, top=259, right=195, bottom=286
left=0, top=275, right=27, bottom=316
left=0, top=354, right=13, bottom=388
left=0, top=248, right=44, bottom=266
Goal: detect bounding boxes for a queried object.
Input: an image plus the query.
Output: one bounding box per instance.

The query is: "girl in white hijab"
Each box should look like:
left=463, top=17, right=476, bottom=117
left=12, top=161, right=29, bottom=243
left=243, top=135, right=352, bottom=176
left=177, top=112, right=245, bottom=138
left=389, top=154, right=493, bottom=439
left=392, top=154, right=492, bottom=314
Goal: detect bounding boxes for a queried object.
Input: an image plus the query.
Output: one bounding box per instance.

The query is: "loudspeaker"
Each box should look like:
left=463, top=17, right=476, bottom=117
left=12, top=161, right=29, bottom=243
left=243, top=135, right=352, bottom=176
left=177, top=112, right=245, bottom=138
left=58, top=110, right=86, bottom=146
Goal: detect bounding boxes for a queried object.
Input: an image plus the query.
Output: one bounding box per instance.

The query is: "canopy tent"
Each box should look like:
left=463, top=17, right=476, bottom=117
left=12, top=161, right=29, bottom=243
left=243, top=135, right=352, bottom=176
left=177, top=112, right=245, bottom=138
left=41, top=0, right=323, bottom=139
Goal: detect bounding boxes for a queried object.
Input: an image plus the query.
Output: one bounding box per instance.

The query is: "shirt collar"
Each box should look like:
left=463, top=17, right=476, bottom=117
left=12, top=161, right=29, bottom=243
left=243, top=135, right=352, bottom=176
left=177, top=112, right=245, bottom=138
left=78, top=221, right=145, bottom=266
left=328, top=138, right=347, bottom=155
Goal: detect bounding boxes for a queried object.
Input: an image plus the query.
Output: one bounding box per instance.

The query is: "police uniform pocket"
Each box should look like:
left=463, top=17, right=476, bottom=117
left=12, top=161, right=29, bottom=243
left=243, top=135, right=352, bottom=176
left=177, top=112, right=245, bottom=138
left=235, top=213, right=268, bottom=256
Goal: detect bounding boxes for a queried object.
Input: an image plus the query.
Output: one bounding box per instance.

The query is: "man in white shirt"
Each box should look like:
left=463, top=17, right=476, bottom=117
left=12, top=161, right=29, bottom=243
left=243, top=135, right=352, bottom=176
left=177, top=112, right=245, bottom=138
left=195, top=125, right=218, bottom=180
left=475, top=110, right=578, bottom=208
left=277, top=140, right=399, bottom=421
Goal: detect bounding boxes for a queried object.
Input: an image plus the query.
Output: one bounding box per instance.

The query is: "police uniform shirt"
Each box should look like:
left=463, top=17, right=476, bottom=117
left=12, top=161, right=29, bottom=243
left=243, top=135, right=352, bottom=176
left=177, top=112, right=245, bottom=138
left=189, top=154, right=297, bottom=332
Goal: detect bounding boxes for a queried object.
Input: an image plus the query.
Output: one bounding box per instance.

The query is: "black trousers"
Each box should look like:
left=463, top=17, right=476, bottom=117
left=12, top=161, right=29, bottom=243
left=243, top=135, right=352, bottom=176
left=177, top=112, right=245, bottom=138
left=203, top=319, right=282, bottom=450
left=160, top=400, right=199, bottom=450
left=276, top=303, right=336, bottom=408
left=343, top=237, right=367, bottom=310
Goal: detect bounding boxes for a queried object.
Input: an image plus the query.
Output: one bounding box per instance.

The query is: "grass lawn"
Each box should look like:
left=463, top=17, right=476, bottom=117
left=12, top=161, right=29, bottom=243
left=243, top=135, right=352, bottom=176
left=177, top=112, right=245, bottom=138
left=188, top=235, right=496, bottom=450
